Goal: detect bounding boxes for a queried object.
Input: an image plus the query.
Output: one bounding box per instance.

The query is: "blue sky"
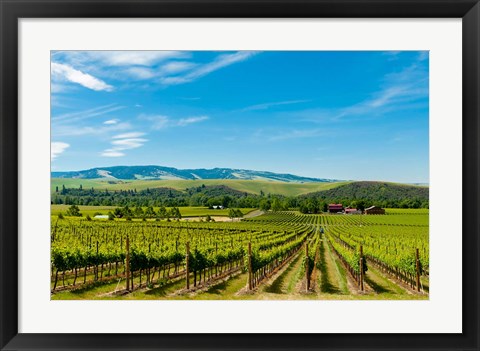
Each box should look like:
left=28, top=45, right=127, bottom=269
left=51, top=51, right=429, bottom=183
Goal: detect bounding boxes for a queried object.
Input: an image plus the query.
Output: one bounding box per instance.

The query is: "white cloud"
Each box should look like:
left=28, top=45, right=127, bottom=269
left=52, top=104, right=123, bottom=123
left=111, top=138, right=148, bottom=150
left=101, top=132, right=148, bottom=157
left=177, top=116, right=209, bottom=126
left=160, top=61, right=197, bottom=74
left=123, top=67, right=156, bottom=79
left=267, top=129, right=323, bottom=142
left=103, top=119, right=118, bottom=125
left=51, top=142, right=70, bottom=161
left=112, top=132, right=146, bottom=139
left=140, top=114, right=209, bottom=130
left=53, top=122, right=131, bottom=137
left=93, top=51, right=189, bottom=66
left=241, top=100, right=310, bottom=112
left=51, top=62, right=113, bottom=91
left=101, top=149, right=125, bottom=157
left=59, top=51, right=190, bottom=67
left=139, top=115, right=170, bottom=130
left=161, top=51, right=260, bottom=85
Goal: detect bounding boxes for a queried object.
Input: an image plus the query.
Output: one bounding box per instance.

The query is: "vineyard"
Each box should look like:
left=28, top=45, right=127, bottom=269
left=51, top=209, right=429, bottom=300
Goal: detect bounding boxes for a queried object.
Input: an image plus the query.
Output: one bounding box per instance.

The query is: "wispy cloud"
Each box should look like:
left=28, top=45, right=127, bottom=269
left=53, top=122, right=132, bottom=137
left=301, top=58, right=428, bottom=123
left=111, top=138, right=148, bottom=150
left=51, top=142, right=70, bottom=161
left=177, top=116, right=209, bottom=126
left=101, top=131, right=148, bottom=157
left=160, top=61, right=197, bottom=75
left=123, top=67, right=156, bottom=80
left=57, top=51, right=190, bottom=67
left=140, top=114, right=209, bottom=130
left=267, top=129, right=324, bottom=142
left=52, top=104, right=125, bottom=124
left=145, top=115, right=170, bottom=130
left=52, top=104, right=131, bottom=138
left=161, top=51, right=260, bottom=85
left=241, top=99, right=310, bottom=112
left=101, top=149, right=125, bottom=157
left=51, top=62, right=113, bottom=91
left=53, top=51, right=259, bottom=88
left=113, top=132, right=146, bottom=139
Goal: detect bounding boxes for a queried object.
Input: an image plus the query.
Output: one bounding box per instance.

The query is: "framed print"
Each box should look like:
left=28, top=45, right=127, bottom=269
left=1, top=0, right=479, bottom=350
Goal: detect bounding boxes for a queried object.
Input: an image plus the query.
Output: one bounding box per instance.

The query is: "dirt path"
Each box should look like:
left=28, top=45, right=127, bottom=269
left=243, top=210, right=265, bottom=219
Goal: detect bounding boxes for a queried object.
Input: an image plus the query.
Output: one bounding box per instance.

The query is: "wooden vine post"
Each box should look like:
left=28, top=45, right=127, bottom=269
left=125, top=236, right=130, bottom=291
left=248, top=242, right=252, bottom=290
left=95, top=240, right=99, bottom=281
left=415, top=248, right=421, bottom=292
left=305, top=242, right=309, bottom=292
left=186, top=241, right=190, bottom=290
left=359, top=245, right=364, bottom=291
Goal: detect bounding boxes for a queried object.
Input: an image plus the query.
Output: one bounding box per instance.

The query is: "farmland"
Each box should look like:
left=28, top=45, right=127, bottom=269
left=51, top=209, right=429, bottom=300
left=51, top=178, right=348, bottom=197
left=51, top=205, right=256, bottom=219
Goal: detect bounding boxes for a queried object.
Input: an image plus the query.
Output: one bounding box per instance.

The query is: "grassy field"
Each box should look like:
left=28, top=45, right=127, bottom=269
left=51, top=178, right=349, bottom=197
left=51, top=205, right=256, bottom=218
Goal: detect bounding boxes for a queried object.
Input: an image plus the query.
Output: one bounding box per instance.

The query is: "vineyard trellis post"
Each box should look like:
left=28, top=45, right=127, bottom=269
left=359, top=245, right=364, bottom=291
left=248, top=242, right=252, bottom=290
left=305, top=242, right=309, bottom=292
left=415, top=248, right=420, bottom=292
left=186, top=241, right=190, bottom=290
left=126, top=236, right=130, bottom=291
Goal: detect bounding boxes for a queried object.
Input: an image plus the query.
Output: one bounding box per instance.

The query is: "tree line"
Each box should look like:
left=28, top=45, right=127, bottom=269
left=52, top=183, right=428, bottom=211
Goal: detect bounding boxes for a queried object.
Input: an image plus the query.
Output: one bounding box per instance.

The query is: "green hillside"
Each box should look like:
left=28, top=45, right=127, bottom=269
left=303, top=181, right=429, bottom=205
left=51, top=178, right=349, bottom=197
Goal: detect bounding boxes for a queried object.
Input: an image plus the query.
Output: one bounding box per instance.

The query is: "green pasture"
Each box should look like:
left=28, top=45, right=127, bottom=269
left=51, top=178, right=349, bottom=197
left=51, top=205, right=255, bottom=218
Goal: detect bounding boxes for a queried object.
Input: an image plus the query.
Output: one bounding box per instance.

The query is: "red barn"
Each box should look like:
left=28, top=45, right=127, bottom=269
left=328, top=204, right=343, bottom=213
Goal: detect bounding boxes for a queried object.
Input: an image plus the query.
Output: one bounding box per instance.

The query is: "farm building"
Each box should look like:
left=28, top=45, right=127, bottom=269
left=345, top=208, right=362, bottom=215
left=364, top=206, right=385, bottom=215
left=212, top=205, right=224, bottom=209
left=94, top=215, right=109, bottom=219
left=328, top=204, right=343, bottom=213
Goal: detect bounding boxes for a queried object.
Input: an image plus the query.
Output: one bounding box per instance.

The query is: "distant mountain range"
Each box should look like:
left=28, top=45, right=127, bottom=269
left=51, top=165, right=338, bottom=183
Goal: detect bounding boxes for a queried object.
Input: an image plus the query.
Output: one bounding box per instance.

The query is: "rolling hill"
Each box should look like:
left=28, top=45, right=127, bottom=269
left=51, top=165, right=337, bottom=183
left=302, top=181, right=429, bottom=203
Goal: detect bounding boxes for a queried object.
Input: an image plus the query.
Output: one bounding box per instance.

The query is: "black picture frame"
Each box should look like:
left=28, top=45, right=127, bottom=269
left=1, top=1, right=479, bottom=350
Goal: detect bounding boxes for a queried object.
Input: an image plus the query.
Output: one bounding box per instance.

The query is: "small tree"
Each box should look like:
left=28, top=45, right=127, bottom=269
left=65, top=205, right=82, bottom=217
left=134, top=206, right=144, bottom=218
left=156, top=206, right=167, bottom=220
left=145, top=206, right=156, bottom=218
